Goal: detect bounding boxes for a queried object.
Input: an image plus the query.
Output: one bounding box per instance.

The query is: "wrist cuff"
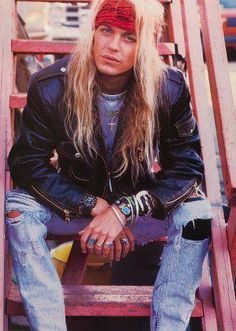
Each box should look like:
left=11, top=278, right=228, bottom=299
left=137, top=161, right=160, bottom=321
left=78, top=193, right=97, bottom=217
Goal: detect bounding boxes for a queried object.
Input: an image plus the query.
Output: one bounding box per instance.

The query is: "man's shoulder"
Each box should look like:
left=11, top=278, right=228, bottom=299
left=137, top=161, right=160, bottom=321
left=162, top=66, right=187, bottom=107
left=27, top=56, right=71, bottom=107
left=165, top=66, right=185, bottom=86
left=32, top=55, right=70, bottom=83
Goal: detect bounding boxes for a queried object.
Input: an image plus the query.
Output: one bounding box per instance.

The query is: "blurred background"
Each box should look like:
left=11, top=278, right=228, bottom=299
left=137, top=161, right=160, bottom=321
left=16, top=0, right=236, bottom=98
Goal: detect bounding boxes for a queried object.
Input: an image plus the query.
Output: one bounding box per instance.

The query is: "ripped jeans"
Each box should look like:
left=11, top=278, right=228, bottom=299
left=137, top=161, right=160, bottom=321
left=5, top=188, right=213, bottom=331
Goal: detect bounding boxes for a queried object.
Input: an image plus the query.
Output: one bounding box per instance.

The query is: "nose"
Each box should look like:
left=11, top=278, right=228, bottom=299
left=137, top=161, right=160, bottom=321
left=108, top=34, right=121, bottom=51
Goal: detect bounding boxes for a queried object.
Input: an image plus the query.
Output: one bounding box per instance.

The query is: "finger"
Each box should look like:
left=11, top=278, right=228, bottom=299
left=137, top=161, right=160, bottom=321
left=120, top=238, right=130, bottom=257
left=87, top=233, right=98, bottom=254
left=94, top=234, right=106, bottom=257
left=114, top=238, right=122, bottom=262
left=108, top=245, right=114, bottom=261
left=125, top=228, right=136, bottom=252
left=102, top=237, right=113, bottom=258
left=80, top=228, right=92, bottom=254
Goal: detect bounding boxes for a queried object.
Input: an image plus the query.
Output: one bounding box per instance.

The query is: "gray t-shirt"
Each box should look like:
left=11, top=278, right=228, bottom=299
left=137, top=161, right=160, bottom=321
left=97, top=91, right=126, bottom=165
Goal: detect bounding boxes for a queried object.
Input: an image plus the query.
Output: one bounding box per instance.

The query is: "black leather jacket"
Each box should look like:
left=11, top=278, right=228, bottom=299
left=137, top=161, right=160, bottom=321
left=8, top=57, right=204, bottom=222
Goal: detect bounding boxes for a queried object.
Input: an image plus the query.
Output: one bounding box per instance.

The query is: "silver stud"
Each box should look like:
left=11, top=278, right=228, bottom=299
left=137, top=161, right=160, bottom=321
left=75, top=152, right=80, bottom=158
left=60, top=67, right=66, bottom=73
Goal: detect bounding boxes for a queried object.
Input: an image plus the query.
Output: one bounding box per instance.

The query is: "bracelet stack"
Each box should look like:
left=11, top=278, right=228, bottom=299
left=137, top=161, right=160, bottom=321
left=110, top=205, right=126, bottom=229
left=114, top=190, right=157, bottom=226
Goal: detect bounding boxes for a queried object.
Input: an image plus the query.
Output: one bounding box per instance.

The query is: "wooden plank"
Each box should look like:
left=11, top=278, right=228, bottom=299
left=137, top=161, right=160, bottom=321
left=47, top=234, right=82, bottom=241
left=0, top=0, right=16, bottom=330
left=7, top=283, right=203, bottom=317
left=199, top=0, right=236, bottom=207
left=227, top=207, right=236, bottom=278
left=223, top=27, right=236, bottom=37
left=181, top=0, right=236, bottom=330
left=11, top=39, right=176, bottom=56
left=61, top=241, right=88, bottom=285
left=9, top=93, right=26, bottom=109
left=199, top=258, right=218, bottom=331
left=12, top=40, right=76, bottom=54
left=221, top=9, right=236, bottom=18
left=168, top=0, right=185, bottom=57
left=211, top=208, right=236, bottom=331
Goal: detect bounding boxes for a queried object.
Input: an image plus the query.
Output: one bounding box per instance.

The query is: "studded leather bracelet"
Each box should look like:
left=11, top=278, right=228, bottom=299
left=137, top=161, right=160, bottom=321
left=78, top=193, right=97, bottom=217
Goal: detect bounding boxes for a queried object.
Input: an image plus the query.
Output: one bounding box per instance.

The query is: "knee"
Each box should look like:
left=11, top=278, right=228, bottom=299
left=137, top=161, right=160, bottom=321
left=182, top=219, right=211, bottom=240
left=6, top=210, right=24, bottom=224
left=6, top=210, right=22, bottom=218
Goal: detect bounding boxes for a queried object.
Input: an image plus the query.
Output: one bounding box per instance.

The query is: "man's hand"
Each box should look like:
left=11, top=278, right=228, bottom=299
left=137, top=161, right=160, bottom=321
left=79, top=205, right=126, bottom=258
left=110, top=227, right=135, bottom=262
left=91, top=197, right=109, bottom=217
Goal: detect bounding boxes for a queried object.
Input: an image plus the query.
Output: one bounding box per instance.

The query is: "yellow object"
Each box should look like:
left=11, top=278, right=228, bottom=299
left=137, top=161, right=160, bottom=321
left=50, top=241, right=73, bottom=279
left=50, top=241, right=111, bottom=284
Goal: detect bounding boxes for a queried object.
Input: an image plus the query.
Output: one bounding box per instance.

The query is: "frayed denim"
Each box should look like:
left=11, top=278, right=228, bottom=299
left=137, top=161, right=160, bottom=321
left=5, top=188, right=213, bottom=331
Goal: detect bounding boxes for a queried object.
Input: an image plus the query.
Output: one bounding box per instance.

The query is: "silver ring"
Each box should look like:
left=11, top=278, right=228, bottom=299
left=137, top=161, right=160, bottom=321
left=104, top=241, right=113, bottom=248
left=121, top=238, right=129, bottom=246
left=96, top=242, right=103, bottom=248
left=87, top=237, right=97, bottom=246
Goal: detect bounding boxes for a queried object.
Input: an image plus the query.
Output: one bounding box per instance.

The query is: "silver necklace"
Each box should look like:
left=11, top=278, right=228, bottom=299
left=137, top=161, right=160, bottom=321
left=100, top=91, right=126, bottom=131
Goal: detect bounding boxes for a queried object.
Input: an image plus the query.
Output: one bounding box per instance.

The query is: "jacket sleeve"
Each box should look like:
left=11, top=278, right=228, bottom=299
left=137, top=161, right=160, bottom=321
left=149, top=74, right=204, bottom=219
left=8, top=74, right=87, bottom=222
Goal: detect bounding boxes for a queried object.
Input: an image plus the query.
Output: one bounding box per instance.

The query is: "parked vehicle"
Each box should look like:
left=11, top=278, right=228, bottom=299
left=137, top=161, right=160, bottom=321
left=220, top=0, right=236, bottom=52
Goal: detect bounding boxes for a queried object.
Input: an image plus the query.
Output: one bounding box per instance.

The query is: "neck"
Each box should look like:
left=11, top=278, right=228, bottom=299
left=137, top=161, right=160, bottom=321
left=98, top=70, right=133, bottom=94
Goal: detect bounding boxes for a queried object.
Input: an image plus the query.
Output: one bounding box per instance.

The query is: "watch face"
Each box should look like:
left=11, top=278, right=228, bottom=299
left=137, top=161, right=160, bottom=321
left=121, top=205, right=131, bottom=216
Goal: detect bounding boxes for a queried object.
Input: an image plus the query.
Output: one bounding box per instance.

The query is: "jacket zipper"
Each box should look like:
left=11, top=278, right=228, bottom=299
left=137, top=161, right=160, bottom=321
left=31, top=185, right=78, bottom=223
left=69, top=168, right=90, bottom=182
left=164, top=181, right=198, bottom=210
left=108, top=172, right=113, bottom=192
left=96, top=150, right=112, bottom=195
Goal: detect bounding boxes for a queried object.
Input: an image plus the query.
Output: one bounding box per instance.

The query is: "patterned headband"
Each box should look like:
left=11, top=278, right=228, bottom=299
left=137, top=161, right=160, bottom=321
left=95, top=0, right=136, bottom=33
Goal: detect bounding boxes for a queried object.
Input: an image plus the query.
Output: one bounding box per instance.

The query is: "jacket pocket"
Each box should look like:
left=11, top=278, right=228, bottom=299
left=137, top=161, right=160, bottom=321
left=57, top=141, right=80, bottom=160
left=175, top=116, right=196, bottom=137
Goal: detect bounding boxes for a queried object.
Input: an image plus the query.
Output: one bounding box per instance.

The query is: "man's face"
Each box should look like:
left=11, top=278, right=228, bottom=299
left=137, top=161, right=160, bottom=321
left=93, top=25, right=137, bottom=77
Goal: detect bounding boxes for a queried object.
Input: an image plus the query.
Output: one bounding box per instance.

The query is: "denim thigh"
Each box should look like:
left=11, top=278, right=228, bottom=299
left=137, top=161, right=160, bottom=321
left=5, top=187, right=91, bottom=236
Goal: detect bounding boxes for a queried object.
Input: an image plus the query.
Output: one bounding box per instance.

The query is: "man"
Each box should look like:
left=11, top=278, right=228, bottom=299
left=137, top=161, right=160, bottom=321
left=6, top=0, right=212, bottom=330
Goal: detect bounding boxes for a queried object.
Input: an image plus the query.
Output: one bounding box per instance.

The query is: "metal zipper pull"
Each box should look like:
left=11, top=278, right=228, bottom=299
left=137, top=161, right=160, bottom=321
left=108, top=172, right=113, bottom=193
left=64, top=209, right=71, bottom=223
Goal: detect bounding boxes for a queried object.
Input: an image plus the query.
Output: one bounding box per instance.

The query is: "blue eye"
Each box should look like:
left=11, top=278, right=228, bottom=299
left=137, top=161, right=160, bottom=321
left=101, top=27, right=112, bottom=33
left=125, top=35, right=136, bottom=42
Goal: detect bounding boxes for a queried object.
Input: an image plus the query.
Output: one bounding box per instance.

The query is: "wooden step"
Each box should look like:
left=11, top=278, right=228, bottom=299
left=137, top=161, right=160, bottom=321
left=7, top=283, right=203, bottom=317
left=9, top=93, right=26, bottom=109
left=223, top=27, right=236, bottom=37
left=16, top=0, right=172, bottom=3
left=12, top=40, right=176, bottom=56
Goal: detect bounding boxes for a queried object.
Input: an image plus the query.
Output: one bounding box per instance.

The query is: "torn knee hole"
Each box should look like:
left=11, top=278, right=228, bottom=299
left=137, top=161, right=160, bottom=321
left=182, top=219, right=211, bottom=240
left=6, top=211, right=23, bottom=224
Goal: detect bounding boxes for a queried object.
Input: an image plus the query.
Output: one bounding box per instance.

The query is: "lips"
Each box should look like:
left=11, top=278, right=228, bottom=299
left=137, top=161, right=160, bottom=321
left=102, top=55, right=120, bottom=62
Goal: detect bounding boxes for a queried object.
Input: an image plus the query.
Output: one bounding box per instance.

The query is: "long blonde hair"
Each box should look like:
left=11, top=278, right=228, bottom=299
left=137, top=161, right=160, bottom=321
left=64, top=0, right=167, bottom=180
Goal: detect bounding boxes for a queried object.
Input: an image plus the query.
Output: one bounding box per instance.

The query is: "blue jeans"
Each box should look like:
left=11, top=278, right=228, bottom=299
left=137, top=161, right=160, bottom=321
left=5, top=188, right=213, bottom=331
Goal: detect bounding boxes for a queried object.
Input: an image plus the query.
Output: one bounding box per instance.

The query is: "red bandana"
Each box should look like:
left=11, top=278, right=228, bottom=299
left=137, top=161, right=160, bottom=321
left=95, top=0, right=136, bottom=33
